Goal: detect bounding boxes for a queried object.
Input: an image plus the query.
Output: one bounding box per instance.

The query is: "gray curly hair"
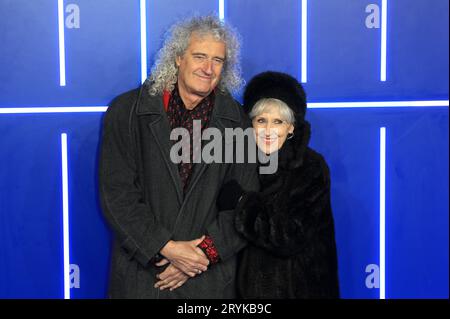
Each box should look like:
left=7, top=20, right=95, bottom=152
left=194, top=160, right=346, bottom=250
left=148, top=15, right=243, bottom=96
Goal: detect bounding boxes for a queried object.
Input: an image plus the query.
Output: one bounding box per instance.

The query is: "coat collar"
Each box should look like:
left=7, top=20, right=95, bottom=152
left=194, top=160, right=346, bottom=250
left=134, top=81, right=242, bottom=204
left=261, top=119, right=311, bottom=173
left=135, top=82, right=241, bottom=124
left=285, top=119, right=311, bottom=169
left=258, top=120, right=311, bottom=193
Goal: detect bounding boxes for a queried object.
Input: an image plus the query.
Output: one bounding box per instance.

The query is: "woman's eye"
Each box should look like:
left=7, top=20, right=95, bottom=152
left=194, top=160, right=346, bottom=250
left=257, top=118, right=266, bottom=123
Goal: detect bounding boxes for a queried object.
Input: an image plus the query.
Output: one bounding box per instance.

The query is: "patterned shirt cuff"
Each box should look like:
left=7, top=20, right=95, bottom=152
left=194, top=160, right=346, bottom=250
left=198, top=235, right=220, bottom=264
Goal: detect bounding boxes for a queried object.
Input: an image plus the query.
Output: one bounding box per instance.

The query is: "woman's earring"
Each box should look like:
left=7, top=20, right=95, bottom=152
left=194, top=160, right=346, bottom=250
left=287, top=132, right=294, bottom=140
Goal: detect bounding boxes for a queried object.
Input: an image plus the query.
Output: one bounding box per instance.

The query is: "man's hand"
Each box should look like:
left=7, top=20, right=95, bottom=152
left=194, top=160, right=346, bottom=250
left=160, top=236, right=209, bottom=277
left=154, top=261, right=190, bottom=291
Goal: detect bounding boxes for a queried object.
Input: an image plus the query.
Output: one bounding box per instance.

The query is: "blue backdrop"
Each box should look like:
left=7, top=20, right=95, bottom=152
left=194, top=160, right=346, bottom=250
left=0, top=0, right=448, bottom=299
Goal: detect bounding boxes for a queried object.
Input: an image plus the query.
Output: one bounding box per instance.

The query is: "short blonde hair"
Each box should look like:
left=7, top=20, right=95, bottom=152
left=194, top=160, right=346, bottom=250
left=249, top=98, right=296, bottom=124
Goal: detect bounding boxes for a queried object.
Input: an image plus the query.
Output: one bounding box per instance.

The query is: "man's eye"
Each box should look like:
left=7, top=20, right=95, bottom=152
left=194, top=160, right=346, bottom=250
left=213, top=58, right=224, bottom=64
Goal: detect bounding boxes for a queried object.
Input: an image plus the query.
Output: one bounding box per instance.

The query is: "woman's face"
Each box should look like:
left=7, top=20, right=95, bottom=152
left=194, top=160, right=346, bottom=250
left=252, top=105, right=294, bottom=154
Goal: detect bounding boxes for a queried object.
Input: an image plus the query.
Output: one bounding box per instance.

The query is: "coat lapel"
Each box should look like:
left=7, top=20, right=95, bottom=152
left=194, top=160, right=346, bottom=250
left=135, top=84, right=242, bottom=204
left=135, top=85, right=184, bottom=204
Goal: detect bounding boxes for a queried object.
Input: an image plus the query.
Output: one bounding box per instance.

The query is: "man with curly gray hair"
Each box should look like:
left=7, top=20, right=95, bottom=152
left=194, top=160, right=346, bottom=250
left=149, top=15, right=243, bottom=97
left=99, top=15, right=259, bottom=299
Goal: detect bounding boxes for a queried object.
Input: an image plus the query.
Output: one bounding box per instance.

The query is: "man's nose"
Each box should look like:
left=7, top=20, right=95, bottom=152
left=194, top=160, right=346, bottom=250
left=202, top=59, right=213, bottom=75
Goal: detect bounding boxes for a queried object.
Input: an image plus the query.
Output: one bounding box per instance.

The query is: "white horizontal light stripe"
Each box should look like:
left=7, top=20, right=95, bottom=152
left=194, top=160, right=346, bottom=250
left=0, top=107, right=108, bottom=114
left=308, top=100, right=449, bottom=108
left=0, top=101, right=447, bottom=114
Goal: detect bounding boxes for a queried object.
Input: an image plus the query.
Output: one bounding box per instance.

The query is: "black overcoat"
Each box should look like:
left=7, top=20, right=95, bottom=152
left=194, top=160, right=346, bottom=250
left=99, top=83, right=259, bottom=298
left=234, top=121, right=340, bottom=299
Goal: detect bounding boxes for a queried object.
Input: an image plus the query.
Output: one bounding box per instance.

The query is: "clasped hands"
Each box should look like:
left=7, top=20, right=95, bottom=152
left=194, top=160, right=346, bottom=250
left=154, top=235, right=209, bottom=291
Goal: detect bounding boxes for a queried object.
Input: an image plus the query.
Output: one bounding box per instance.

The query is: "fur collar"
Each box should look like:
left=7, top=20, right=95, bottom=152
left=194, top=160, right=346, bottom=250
left=259, top=119, right=311, bottom=193
left=280, top=119, right=311, bottom=170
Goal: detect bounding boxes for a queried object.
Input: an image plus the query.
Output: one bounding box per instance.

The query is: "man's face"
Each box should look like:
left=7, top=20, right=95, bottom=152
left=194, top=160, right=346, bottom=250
left=176, top=33, right=226, bottom=100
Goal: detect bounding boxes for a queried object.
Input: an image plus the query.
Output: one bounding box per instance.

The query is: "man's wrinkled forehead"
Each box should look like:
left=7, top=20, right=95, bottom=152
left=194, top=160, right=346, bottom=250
left=185, top=31, right=226, bottom=52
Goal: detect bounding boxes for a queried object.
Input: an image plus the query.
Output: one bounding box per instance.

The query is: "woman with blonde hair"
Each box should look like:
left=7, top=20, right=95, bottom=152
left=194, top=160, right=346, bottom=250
left=217, top=71, right=340, bottom=298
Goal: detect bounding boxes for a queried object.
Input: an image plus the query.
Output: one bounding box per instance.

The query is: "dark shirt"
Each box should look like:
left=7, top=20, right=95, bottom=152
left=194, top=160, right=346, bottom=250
left=162, top=85, right=219, bottom=264
left=165, top=85, right=215, bottom=193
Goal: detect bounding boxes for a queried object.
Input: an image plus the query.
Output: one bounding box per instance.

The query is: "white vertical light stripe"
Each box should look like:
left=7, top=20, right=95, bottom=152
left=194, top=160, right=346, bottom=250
left=379, top=127, right=386, bottom=299
left=140, top=0, right=148, bottom=84
left=301, top=0, right=308, bottom=83
left=380, top=0, right=388, bottom=81
left=219, top=0, right=225, bottom=21
left=61, top=133, right=70, bottom=299
left=58, top=0, right=66, bottom=86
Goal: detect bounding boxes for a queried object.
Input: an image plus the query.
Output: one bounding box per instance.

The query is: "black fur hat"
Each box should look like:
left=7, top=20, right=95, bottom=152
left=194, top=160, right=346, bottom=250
left=243, top=71, right=307, bottom=119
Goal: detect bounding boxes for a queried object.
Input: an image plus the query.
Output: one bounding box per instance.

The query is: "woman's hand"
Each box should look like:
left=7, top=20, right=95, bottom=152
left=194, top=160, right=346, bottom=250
left=216, top=179, right=244, bottom=211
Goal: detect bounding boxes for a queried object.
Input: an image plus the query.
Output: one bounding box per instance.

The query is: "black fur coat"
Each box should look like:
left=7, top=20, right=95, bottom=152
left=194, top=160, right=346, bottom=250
left=234, top=120, right=340, bottom=299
